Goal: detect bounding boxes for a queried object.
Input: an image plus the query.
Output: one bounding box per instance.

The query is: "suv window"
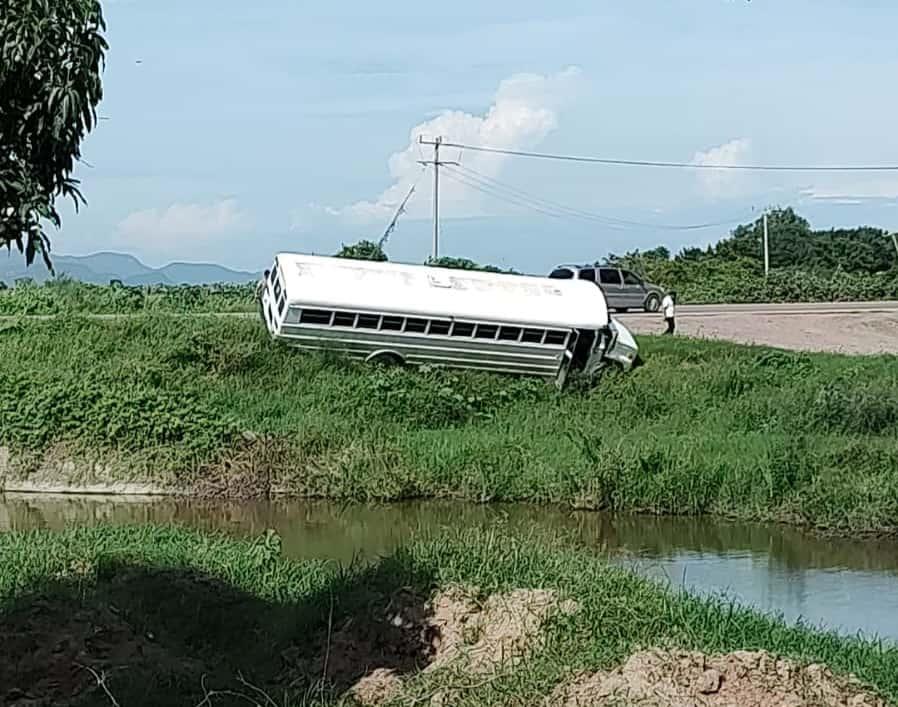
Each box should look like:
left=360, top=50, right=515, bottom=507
left=548, top=268, right=574, bottom=279
left=598, top=268, right=622, bottom=285
left=577, top=268, right=597, bottom=283
left=621, top=270, right=642, bottom=286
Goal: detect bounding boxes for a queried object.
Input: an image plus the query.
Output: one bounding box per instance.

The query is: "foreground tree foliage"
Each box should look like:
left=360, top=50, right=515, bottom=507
left=0, top=0, right=107, bottom=267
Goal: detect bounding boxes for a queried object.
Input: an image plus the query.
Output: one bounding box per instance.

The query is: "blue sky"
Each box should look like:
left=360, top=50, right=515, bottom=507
left=57, top=0, right=898, bottom=272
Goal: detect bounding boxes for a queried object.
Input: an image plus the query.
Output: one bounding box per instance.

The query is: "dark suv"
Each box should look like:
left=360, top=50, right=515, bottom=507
left=548, top=265, right=665, bottom=313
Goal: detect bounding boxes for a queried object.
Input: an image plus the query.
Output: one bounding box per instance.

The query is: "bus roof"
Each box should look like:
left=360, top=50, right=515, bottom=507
left=273, top=253, right=610, bottom=329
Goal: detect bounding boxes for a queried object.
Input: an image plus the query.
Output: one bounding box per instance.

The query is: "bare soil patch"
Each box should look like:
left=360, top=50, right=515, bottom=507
left=2, top=578, right=886, bottom=707
left=426, top=587, right=578, bottom=674
left=282, top=586, right=437, bottom=696
left=0, top=596, right=187, bottom=706
left=621, top=311, right=898, bottom=355
left=288, top=586, right=577, bottom=706
left=550, top=649, right=886, bottom=707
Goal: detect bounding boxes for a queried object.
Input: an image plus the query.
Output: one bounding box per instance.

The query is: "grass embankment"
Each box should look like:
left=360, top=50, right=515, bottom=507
left=0, top=526, right=895, bottom=706
left=2, top=315, right=898, bottom=534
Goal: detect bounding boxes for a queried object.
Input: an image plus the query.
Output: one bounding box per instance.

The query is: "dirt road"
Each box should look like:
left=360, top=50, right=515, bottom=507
left=620, top=303, right=898, bottom=355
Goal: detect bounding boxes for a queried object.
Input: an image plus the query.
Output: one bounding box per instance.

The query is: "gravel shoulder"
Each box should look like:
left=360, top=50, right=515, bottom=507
left=620, top=311, right=898, bottom=355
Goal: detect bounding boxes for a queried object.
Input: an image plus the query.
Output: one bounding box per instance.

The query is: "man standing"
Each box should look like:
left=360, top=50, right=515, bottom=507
left=661, top=290, right=676, bottom=335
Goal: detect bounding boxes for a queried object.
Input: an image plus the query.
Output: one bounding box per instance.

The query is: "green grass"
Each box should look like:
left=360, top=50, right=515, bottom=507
left=0, top=279, right=255, bottom=315
left=2, top=315, right=898, bottom=534
left=0, top=525, right=895, bottom=706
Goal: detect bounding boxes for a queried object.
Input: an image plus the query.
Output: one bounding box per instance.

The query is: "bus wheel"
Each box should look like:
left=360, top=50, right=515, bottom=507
left=366, top=350, right=405, bottom=367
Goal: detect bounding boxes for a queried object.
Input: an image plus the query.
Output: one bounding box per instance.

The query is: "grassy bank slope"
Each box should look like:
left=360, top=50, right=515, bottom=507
left=2, top=316, right=898, bottom=533
left=0, top=526, right=895, bottom=706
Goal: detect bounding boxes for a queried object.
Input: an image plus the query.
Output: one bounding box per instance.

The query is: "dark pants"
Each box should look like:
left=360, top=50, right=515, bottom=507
left=664, top=317, right=675, bottom=335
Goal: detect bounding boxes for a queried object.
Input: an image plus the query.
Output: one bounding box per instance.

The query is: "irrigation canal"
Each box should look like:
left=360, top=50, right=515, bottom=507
left=2, top=494, right=897, bottom=643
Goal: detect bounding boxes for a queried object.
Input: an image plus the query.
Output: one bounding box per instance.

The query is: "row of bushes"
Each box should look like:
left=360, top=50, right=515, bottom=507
left=642, top=258, right=898, bottom=304
left=606, top=208, right=898, bottom=303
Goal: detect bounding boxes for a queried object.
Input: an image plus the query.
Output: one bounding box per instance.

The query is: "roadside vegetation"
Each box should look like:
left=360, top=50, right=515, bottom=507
left=1, top=525, right=895, bottom=706
left=0, top=279, right=255, bottom=315
left=608, top=208, right=898, bottom=303
left=2, top=315, right=898, bottom=535
left=2, top=208, right=896, bottom=313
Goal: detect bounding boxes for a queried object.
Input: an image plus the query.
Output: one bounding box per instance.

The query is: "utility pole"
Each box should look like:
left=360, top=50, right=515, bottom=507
left=432, top=137, right=440, bottom=259
left=763, top=210, right=770, bottom=277
left=891, top=232, right=898, bottom=260
left=418, top=136, right=458, bottom=260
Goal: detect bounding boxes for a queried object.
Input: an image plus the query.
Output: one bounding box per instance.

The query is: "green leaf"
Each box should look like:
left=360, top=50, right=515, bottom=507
left=0, top=0, right=106, bottom=267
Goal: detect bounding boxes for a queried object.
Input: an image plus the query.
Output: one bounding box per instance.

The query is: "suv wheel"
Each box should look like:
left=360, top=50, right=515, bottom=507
left=644, top=294, right=661, bottom=312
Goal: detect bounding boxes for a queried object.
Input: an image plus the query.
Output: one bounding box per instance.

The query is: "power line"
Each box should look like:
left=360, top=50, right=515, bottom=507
left=441, top=167, right=598, bottom=225
left=445, top=165, right=658, bottom=229
left=453, top=165, right=624, bottom=223
left=442, top=141, right=898, bottom=172
left=443, top=165, right=698, bottom=229
left=444, top=164, right=752, bottom=231
left=454, top=164, right=753, bottom=230
left=445, top=165, right=627, bottom=227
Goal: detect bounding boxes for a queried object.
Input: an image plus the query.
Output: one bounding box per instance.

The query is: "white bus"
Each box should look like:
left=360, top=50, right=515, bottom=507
left=258, top=253, right=638, bottom=388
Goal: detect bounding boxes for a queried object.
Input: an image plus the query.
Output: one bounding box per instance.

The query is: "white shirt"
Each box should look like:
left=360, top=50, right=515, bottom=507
left=661, top=294, right=675, bottom=319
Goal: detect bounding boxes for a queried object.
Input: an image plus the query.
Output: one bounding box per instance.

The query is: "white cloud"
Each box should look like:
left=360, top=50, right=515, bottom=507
left=800, top=180, right=898, bottom=202
left=691, top=138, right=752, bottom=198
left=330, top=66, right=583, bottom=225
left=118, top=199, right=249, bottom=245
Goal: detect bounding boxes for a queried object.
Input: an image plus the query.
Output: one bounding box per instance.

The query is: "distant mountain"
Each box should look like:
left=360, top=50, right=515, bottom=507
left=0, top=251, right=259, bottom=286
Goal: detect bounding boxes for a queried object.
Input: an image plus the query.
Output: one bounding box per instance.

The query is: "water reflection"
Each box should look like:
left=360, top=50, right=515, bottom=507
left=2, top=494, right=897, bottom=641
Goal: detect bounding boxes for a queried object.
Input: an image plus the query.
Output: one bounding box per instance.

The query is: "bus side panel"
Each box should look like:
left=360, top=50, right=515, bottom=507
left=274, top=326, right=566, bottom=378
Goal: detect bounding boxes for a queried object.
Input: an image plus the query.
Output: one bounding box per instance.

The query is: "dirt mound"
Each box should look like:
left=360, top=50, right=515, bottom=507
left=317, top=586, right=576, bottom=706
left=285, top=587, right=436, bottom=696
left=349, top=668, right=405, bottom=706
left=550, top=649, right=886, bottom=707
left=0, top=596, right=183, bottom=707
left=427, top=587, right=578, bottom=674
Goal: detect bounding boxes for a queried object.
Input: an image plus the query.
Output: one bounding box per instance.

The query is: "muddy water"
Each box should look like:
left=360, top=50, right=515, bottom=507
left=2, top=494, right=898, bottom=642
